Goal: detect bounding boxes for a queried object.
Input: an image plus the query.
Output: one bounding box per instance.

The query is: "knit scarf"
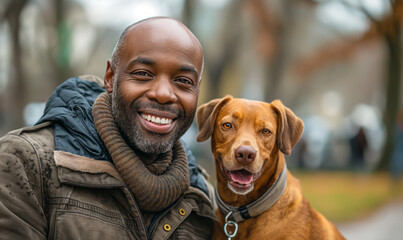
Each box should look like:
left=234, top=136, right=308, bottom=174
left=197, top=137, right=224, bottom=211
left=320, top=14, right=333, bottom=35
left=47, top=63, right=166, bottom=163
left=92, top=92, right=190, bottom=212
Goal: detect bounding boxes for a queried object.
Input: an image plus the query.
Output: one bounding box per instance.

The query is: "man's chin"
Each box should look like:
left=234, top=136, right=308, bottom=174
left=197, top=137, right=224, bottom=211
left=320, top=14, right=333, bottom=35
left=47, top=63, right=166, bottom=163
left=133, top=138, right=174, bottom=154
left=127, top=128, right=179, bottom=154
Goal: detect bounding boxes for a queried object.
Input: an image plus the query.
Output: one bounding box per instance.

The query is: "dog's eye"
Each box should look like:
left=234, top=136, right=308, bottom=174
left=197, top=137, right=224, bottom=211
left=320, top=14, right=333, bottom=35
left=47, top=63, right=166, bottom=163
left=262, top=128, right=271, bottom=134
left=222, top=122, right=232, bottom=129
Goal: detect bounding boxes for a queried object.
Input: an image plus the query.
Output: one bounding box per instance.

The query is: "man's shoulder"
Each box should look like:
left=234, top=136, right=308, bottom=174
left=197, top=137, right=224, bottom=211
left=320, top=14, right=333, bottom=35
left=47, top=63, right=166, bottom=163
left=1, top=122, right=55, bottom=156
left=0, top=122, right=56, bottom=201
left=4, top=121, right=54, bottom=142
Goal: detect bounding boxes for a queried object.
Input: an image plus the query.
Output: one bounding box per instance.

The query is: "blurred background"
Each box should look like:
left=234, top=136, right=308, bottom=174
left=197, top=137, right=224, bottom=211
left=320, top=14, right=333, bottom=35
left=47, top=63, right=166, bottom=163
left=1, top=0, right=402, bottom=239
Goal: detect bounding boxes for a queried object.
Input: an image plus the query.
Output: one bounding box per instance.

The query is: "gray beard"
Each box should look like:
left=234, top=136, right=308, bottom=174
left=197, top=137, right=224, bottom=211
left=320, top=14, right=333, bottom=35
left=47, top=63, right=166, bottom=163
left=110, top=76, right=193, bottom=154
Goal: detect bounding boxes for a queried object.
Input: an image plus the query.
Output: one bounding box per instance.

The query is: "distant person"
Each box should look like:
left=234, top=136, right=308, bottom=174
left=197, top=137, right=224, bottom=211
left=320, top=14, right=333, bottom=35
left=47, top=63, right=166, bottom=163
left=391, top=111, right=403, bottom=179
left=349, top=126, right=368, bottom=170
left=0, top=17, right=216, bottom=239
left=295, top=138, right=308, bottom=169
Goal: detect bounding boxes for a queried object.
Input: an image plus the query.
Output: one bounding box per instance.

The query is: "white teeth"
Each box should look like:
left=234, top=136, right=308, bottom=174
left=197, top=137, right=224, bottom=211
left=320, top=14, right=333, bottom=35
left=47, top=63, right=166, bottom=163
left=141, top=113, right=173, bottom=125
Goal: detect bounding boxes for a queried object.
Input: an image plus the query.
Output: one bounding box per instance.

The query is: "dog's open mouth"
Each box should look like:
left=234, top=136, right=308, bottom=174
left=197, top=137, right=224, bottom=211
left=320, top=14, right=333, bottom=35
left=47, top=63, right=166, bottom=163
left=223, top=167, right=260, bottom=194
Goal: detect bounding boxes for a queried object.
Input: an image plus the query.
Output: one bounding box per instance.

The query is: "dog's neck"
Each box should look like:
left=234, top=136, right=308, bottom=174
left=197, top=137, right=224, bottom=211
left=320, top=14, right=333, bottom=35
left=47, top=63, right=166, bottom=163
left=216, top=150, right=286, bottom=207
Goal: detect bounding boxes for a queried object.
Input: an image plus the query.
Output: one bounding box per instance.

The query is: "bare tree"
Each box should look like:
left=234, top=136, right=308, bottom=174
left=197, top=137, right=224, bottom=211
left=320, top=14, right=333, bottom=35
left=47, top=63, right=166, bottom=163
left=295, top=0, right=403, bottom=171
left=182, top=0, right=243, bottom=101
left=3, top=0, right=28, bottom=129
left=247, top=0, right=287, bottom=101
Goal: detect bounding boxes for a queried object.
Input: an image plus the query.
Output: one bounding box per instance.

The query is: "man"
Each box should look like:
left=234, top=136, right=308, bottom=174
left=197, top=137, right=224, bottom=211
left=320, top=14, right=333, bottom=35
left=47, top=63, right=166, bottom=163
left=0, top=17, right=216, bottom=239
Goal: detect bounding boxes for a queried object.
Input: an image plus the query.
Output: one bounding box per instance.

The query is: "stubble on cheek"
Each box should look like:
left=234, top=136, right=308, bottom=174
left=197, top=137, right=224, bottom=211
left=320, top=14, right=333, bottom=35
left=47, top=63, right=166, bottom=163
left=110, top=80, right=191, bottom=154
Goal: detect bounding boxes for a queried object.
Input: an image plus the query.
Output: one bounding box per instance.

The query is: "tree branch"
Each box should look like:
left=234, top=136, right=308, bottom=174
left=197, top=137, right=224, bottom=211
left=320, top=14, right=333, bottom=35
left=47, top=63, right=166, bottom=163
left=340, top=0, right=380, bottom=24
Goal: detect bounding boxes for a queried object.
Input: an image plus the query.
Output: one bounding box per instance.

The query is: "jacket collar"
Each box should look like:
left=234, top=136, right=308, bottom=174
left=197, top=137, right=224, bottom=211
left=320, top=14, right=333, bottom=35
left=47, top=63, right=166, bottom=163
left=54, top=150, right=214, bottom=203
left=215, top=164, right=288, bottom=223
left=54, top=149, right=217, bottom=219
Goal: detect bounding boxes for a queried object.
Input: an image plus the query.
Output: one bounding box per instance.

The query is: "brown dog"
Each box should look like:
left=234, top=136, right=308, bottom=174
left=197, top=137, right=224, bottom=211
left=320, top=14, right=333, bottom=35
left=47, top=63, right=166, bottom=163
left=196, top=96, right=345, bottom=240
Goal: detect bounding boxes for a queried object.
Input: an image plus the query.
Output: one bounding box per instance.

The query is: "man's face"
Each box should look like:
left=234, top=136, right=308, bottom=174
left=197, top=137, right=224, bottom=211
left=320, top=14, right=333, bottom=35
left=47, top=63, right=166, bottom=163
left=105, top=19, right=203, bottom=154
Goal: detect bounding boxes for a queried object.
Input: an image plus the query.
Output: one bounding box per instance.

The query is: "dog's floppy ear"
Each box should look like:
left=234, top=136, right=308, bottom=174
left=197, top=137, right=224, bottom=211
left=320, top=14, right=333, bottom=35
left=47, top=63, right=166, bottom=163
left=196, top=95, right=233, bottom=142
left=271, top=100, right=304, bottom=155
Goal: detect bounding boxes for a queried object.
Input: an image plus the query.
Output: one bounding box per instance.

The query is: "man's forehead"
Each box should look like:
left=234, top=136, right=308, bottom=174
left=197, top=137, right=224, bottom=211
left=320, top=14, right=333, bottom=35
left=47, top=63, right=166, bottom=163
left=131, top=17, right=184, bottom=30
left=119, top=18, right=204, bottom=73
left=125, top=18, right=202, bottom=51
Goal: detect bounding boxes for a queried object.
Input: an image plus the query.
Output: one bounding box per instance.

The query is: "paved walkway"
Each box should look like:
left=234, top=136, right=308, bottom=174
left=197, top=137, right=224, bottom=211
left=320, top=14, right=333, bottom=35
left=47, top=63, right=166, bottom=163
left=337, top=201, right=403, bottom=240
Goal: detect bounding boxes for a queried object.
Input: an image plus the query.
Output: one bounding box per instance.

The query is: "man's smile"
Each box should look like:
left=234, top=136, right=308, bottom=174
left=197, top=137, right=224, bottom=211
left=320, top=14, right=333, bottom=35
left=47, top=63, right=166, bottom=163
left=140, top=113, right=173, bottom=125
left=138, top=109, right=177, bottom=134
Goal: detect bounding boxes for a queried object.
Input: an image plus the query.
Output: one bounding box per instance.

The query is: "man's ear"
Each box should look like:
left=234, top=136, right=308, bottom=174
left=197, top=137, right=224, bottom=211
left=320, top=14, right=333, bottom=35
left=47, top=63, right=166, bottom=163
left=104, top=60, right=114, bottom=93
left=196, top=95, right=233, bottom=142
left=271, top=100, right=304, bottom=155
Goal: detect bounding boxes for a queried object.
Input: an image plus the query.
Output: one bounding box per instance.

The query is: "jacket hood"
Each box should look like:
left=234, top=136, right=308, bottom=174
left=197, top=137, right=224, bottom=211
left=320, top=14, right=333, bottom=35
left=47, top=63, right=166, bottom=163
left=36, top=77, right=109, bottom=161
left=36, top=76, right=208, bottom=196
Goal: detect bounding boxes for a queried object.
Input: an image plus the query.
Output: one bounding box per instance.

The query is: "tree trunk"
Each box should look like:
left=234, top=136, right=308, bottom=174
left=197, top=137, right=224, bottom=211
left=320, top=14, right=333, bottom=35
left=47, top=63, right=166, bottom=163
left=264, top=1, right=292, bottom=102
left=5, top=0, right=28, bottom=129
left=204, top=1, right=242, bottom=101
left=54, top=0, right=70, bottom=85
left=377, top=21, right=401, bottom=171
left=181, top=0, right=192, bottom=27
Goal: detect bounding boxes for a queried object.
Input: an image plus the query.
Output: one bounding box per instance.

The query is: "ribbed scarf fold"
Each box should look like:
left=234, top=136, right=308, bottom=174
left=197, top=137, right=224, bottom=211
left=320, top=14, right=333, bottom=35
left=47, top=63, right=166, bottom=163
left=92, top=92, right=190, bottom=212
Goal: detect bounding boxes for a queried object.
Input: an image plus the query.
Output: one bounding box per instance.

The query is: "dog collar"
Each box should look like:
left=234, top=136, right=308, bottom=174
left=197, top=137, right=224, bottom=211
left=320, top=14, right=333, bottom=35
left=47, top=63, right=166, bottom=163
left=215, top=164, right=288, bottom=223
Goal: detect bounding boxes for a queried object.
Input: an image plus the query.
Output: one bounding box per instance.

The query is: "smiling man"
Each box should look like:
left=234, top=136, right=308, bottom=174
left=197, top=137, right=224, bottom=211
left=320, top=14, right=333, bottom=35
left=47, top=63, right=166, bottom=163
left=107, top=18, right=203, bottom=156
left=0, top=17, right=216, bottom=239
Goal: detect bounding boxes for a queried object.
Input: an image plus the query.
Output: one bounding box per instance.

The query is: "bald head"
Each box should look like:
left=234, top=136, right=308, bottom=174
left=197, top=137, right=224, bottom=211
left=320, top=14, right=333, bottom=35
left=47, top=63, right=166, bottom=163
left=110, top=17, right=203, bottom=78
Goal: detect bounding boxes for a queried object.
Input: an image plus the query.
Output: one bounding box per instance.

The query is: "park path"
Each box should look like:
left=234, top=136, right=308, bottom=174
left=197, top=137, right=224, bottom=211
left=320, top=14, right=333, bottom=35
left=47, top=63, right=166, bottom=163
left=337, top=200, right=403, bottom=240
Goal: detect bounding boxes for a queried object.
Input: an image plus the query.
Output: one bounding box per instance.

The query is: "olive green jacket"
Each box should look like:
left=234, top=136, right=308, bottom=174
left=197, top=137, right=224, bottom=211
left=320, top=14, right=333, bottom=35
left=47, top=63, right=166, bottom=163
left=0, top=122, right=216, bottom=240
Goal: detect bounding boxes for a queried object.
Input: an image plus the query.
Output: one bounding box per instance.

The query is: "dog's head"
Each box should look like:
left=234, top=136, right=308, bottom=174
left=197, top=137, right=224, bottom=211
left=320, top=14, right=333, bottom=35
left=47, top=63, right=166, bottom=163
left=196, top=95, right=304, bottom=195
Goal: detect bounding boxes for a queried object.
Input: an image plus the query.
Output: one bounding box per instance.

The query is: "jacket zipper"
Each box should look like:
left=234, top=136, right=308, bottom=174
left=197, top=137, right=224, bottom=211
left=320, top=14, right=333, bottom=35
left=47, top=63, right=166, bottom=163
left=122, top=188, right=148, bottom=239
left=146, top=202, right=177, bottom=240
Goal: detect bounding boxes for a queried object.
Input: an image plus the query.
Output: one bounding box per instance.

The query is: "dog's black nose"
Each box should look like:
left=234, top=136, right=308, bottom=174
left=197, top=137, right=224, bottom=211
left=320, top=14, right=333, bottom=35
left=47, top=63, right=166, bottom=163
left=235, top=146, right=256, bottom=164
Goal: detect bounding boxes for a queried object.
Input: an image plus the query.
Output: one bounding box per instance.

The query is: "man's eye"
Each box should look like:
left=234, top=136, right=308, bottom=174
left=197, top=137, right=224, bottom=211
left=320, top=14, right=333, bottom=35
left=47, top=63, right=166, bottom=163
left=134, top=71, right=152, bottom=77
left=175, top=78, right=193, bottom=86
left=131, top=71, right=153, bottom=82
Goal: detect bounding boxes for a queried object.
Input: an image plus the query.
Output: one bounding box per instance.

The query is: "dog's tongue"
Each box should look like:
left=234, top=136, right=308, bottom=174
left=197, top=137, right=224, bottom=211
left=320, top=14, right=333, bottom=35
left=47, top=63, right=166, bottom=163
left=230, top=170, right=254, bottom=184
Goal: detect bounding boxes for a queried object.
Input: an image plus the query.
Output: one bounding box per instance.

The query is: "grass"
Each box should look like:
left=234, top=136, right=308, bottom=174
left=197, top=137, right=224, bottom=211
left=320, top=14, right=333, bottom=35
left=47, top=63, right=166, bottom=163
left=292, top=170, right=403, bottom=222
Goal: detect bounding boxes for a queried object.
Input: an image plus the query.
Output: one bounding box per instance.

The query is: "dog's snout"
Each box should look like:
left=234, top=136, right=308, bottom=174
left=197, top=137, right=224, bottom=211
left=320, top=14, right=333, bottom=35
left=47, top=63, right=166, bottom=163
left=235, top=146, right=256, bottom=164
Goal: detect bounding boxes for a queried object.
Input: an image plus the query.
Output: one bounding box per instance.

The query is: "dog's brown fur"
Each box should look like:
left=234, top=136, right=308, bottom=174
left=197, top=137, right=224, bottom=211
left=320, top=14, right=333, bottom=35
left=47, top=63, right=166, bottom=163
left=197, top=96, right=345, bottom=240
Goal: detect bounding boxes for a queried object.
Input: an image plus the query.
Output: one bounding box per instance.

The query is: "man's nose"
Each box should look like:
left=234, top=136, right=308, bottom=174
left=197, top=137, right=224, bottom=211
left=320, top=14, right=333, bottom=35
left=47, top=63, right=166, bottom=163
left=146, top=77, right=177, bottom=104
